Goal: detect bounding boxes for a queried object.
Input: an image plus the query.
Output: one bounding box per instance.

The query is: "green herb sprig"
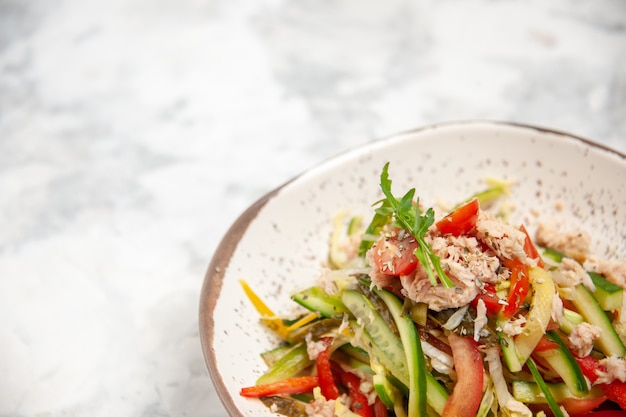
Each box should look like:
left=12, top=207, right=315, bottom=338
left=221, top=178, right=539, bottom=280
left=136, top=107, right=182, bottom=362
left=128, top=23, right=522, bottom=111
left=376, top=163, right=454, bottom=288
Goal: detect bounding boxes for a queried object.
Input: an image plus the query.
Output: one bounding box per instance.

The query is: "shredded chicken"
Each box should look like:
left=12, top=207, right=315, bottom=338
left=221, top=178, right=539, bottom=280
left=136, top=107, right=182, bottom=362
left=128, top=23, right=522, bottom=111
left=551, top=292, right=564, bottom=324
left=388, top=231, right=506, bottom=311
left=305, top=387, right=340, bottom=417
left=568, top=322, right=602, bottom=358
left=399, top=264, right=479, bottom=311
left=551, top=257, right=595, bottom=292
left=501, top=315, right=527, bottom=337
left=475, top=211, right=529, bottom=264
left=535, top=222, right=590, bottom=262
left=306, top=333, right=329, bottom=360
left=585, top=256, right=626, bottom=289
left=596, top=356, right=626, bottom=384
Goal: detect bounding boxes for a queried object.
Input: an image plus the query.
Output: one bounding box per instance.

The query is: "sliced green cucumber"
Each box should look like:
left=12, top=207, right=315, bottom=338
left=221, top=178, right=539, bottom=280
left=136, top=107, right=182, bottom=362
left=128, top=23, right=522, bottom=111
left=291, top=286, right=348, bottom=318
left=376, top=289, right=427, bottom=417
left=342, top=290, right=409, bottom=384
left=512, top=380, right=605, bottom=404
left=260, top=344, right=293, bottom=367
left=588, top=272, right=623, bottom=312
left=256, top=343, right=313, bottom=385
left=559, top=308, right=583, bottom=335
left=542, top=247, right=565, bottom=263
left=496, top=320, right=522, bottom=373
left=338, top=343, right=370, bottom=364
left=343, top=289, right=448, bottom=416
left=371, top=361, right=400, bottom=410
left=536, top=330, right=588, bottom=397
left=571, top=283, right=626, bottom=357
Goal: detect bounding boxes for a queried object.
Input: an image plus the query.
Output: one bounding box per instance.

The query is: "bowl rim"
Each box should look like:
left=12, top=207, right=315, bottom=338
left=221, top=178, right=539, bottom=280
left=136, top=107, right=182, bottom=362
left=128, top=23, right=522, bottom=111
left=198, top=119, right=625, bottom=417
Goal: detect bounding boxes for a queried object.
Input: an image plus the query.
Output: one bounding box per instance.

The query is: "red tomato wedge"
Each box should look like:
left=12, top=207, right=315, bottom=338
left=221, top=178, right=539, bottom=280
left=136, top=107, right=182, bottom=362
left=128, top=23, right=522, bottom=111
left=240, top=375, right=319, bottom=397
left=559, top=395, right=608, bottom=417
left=501, top=258, right=530, bottom=319
left=370, top=229, right=418, bottom=276
left=533, top=335, right=560, bottom=353
left=436, top=198, right=480, bottom=236
left=586, top=412, right=626, bottom=417
left=471, top=283, right=503, bottom=316
left=442, top=333, right=484, bottom=417
left=316, top=337, right=340, bottom=400
left=520, top=224, right=545, bottom=268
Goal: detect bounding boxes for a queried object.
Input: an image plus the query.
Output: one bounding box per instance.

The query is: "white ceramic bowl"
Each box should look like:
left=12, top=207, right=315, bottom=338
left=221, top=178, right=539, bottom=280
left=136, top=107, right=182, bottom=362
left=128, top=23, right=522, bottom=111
left=199, top=120, right=626, bottom=417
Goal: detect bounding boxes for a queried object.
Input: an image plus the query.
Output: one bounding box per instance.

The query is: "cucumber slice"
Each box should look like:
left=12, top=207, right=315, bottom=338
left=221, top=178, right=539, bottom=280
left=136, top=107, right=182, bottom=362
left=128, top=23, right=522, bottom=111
left=291, top=286, right=348, bottom=318
left=512, top=380, right=605, bottom=404
left=260, top=345, right=293, bottom=367
left=343, top=289, right=448, bottom=416
left=376, top=289, right=427, bottom=417
left=342, top=290, right=410, bottom=384
left=497, top=320, right=522, bottom=373
left=371, top=361, right=400, bottom=410
left=588, top=272, right=623, bottom=312
left=256, top=343, right=313, bottom=385
left=338, top=343, right=370, bottom=364
left=559, top=308, right=583, bottom=335
left=536, top=330, right=588, bottom=397
left=571, top=283, right=626, bottom=357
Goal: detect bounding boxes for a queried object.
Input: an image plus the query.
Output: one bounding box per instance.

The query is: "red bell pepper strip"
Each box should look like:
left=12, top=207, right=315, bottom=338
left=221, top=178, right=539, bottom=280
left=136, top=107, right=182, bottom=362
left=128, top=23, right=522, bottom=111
left=240, top=375, right=319, bottom=397
left=373, top=397, right=389, bottom=417
left=471, top=283, right=503, bottom=316
left=520, top=224, right=545, bottom=268
left=339, top=369, right=374, bottom=417
left=577, top=356, right=626, bottom=409
left=501, top=258, right=530, bottom=319
left=441, top=333, right=484, bottom=417
left=436, top=198, right=480, bottom=236
left=316, top=337, right=341, bottom=400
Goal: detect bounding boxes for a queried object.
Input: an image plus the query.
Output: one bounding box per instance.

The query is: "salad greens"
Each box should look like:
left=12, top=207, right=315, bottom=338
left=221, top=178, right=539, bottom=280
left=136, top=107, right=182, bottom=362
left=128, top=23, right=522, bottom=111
left=375, top=162, right=454, bottom=288
left=238, top=163, right=626, bottom=417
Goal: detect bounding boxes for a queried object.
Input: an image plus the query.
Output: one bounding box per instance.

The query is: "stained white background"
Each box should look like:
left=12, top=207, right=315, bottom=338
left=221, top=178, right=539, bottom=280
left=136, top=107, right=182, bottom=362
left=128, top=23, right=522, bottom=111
left=1, top=0, right=625, bottom=416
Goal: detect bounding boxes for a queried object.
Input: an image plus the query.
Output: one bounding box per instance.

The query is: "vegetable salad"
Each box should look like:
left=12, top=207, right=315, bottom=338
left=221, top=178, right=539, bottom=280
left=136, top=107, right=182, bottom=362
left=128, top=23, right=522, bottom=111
left=240, top=163, right=626, bottom=417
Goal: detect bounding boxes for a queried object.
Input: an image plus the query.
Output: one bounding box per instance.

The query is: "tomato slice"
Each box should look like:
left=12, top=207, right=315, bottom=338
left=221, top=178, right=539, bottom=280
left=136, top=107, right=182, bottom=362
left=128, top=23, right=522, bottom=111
left=533, top=335, right=560, bottom=353
left=442, top=333, right=484, bottom=417
left=560, top=396, right=608, bottom=417
left=316, top=337, right=340, bottom=400
left=520, top=224, right=545, bottom=268
left=436, top=198, right=480, bottom=236
left=586, top=411, right=626, bottom=417
left=501, top=258, right=530, bottom=319
left=370, top=228, right=419, bottom=276
left=471, top=283, right=503, bottom=316
left=240, top=375, right=319, bottom=397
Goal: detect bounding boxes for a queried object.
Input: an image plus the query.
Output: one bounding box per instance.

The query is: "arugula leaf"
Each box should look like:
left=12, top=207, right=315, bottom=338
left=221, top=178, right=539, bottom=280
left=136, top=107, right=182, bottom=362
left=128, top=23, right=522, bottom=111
left=377, top=163, right=454, bottom=288
left=358, top=200, right=392, bottom=257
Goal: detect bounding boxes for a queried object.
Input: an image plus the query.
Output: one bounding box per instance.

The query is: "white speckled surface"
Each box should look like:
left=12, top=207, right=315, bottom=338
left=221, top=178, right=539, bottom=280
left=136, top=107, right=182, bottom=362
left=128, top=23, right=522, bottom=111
left=1, top=1, right=625, bottom=416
